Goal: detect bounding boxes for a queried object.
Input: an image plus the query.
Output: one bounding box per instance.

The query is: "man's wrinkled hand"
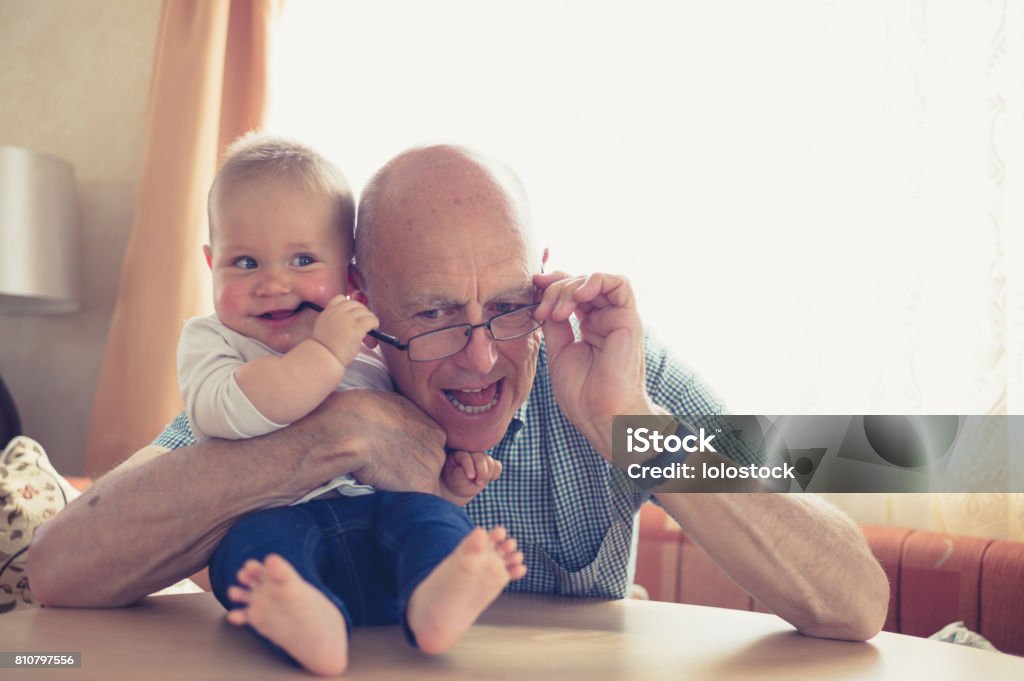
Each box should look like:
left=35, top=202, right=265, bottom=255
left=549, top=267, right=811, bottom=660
left=532, top=271, right=656, bottom=459
left=308, top=390, right=447, bottom=494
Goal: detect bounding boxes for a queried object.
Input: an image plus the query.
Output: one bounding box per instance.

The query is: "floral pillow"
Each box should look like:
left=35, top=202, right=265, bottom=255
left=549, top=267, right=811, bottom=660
left=0, top=436, right=81, bottom=614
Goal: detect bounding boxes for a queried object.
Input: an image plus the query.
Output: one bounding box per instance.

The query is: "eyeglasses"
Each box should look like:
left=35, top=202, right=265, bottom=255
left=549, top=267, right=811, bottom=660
left=383, top=303, right=543, bottom=361
left=298, top=301, right=543, bottom=362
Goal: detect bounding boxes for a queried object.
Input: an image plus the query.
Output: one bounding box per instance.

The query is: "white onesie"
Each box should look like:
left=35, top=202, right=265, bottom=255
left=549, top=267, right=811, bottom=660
left=176, top=314, right=393, bottom=505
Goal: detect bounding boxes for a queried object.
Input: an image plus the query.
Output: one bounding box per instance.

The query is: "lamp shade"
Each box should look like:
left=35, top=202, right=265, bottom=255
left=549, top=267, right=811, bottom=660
left=0, top=146, right=80, bottom=313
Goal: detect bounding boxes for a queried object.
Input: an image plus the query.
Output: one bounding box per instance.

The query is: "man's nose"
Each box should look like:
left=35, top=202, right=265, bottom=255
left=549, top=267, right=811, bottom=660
left=255, top=268, right=291, bottom=296
left=454, top=325, right=499, bottom=373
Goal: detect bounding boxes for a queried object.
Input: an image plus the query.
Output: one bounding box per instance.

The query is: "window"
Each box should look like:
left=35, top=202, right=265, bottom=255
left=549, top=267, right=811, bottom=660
left=269, top=0, right=1022, bottom=414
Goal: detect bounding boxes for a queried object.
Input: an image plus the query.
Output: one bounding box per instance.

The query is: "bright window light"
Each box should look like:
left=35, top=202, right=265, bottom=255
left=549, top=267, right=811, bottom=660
left=268, top=0, right=1023, bottom=414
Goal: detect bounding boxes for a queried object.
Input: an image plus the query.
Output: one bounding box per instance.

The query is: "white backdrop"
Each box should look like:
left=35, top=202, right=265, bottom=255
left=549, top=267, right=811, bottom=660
left=266, top=0, right=1024, bottom=539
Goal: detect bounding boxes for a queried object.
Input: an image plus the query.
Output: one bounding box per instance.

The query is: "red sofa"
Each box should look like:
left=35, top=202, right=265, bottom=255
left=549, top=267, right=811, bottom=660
left=635, top=504, right=1024, bottom=655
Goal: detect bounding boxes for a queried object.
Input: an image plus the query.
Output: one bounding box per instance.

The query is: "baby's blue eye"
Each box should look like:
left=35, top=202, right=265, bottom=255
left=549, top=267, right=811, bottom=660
left=233, top=256, right=257, bottom=270
left=292, top=254, right=316, bottom=267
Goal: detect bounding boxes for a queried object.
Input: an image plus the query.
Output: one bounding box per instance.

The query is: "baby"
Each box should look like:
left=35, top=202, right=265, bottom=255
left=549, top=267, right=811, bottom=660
left=177, top=133, right=525, bottom=676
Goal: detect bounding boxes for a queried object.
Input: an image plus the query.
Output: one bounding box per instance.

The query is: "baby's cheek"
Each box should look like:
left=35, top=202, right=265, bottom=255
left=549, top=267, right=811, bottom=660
left=214, top=281, right=249, bottom=321
left=306, top=273, right=347, bottom=301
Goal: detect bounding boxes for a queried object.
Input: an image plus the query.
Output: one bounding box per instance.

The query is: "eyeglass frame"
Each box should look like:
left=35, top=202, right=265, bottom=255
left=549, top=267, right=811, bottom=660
left=372, top=302, right=543, bottom=362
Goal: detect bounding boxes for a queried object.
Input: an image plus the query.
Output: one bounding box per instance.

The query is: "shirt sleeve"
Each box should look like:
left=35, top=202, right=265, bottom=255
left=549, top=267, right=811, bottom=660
left=152, top=412, right=196, bottom=449
left=642, top=331, right=763, bottom=467
left=643, top=331, right=725, bottom=417
left=339, top=345, right=393, bottom=391
left=177, top=316, right=287, bottom=440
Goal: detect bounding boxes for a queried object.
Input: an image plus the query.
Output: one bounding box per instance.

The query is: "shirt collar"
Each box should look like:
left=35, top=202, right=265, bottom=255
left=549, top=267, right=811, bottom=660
left=495, top=337, right=546, bottom=445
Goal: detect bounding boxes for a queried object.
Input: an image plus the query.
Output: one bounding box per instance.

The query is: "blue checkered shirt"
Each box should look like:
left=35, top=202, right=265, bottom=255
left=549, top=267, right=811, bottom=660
left=153, top=334, right=729, bottom=598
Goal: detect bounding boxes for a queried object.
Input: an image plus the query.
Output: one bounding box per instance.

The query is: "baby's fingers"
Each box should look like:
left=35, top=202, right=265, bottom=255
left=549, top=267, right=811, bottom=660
left=470, top=452, right=503, bottom=483
left=452, top=450, right=477, bottom=481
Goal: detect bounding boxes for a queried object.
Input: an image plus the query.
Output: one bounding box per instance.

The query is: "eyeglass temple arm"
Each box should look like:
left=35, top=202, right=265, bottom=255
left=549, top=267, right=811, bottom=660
left=297, top=301, right=408, bottom=350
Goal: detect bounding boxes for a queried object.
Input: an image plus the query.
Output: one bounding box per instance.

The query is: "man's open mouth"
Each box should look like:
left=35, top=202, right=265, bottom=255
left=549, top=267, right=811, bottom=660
left=443, top=380, right=501, bottom=415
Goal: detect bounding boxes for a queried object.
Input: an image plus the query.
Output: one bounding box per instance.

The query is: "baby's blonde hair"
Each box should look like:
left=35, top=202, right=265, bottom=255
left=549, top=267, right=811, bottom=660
left=208, top=132, right=355, bottom=249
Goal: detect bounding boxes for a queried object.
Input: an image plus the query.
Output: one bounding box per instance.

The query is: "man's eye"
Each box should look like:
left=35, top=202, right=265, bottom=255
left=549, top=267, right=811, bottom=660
left=490, top=302, right=526, bottom=316
left=233, top=257, right=258, bottom=270
left=416, top=309, right=450, bottom=322
left=291, top=254, right=316, bottom=267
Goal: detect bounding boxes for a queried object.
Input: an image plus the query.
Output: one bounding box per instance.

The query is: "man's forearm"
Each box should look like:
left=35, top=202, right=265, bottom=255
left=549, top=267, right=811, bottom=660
left=655, top=491, right=889, bottom=641
left=611, top=405, right=886, bottom=639
left=28, top=428, right=350, bottom=607
left=28, top=390, right=447, bottom=608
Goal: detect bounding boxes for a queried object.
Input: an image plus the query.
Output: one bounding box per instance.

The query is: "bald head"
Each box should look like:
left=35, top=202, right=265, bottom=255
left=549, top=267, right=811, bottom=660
left=355, top=145, right=537, bottom=295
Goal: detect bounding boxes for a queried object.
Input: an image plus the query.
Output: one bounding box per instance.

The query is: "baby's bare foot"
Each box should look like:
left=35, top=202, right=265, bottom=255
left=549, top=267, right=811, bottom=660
left=226, top=554, right=348, bottom=677
left=407, top=526, right=527, bottom=655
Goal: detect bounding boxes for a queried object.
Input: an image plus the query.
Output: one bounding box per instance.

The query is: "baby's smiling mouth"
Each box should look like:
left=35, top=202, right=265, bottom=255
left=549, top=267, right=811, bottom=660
left=258, top=307, right=300, bottom=321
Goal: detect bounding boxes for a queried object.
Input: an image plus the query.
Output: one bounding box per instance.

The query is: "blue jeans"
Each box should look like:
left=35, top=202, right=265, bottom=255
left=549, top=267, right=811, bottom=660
left=208, top=491, right=473, bottom=658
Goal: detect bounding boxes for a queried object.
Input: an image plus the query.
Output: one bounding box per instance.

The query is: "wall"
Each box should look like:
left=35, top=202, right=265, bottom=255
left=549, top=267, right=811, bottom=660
left=0, top=0, right=163, bottom=473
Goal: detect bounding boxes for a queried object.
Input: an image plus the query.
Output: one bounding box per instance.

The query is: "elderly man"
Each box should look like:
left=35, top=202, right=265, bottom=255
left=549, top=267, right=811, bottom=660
left=29, top=145, right=888, bottom=641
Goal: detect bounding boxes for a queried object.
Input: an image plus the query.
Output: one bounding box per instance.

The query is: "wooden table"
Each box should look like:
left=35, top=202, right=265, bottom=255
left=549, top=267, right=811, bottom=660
left=1, top=593, right=1021, bottom=679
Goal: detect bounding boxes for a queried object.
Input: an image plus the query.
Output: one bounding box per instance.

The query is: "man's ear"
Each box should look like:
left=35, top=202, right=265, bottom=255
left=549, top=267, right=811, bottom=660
left=348, top=265, right=368, bottom=305
left=202, top=245, right=213, bottom=270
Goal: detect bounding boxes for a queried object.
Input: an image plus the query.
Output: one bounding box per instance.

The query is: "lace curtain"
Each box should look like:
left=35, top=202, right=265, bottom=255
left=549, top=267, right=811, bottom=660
left=807, top=0, right=1024, bottom=542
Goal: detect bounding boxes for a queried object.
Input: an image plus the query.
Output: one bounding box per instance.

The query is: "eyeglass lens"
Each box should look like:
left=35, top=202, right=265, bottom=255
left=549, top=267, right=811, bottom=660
left=408, top=306, right=540, bottom=361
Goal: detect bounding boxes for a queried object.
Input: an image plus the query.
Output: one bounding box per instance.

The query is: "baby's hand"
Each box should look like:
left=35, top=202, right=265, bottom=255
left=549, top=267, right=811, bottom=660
left=312, top=296, right=379, bottom=367
left=440, top=451, right=503, bottom=505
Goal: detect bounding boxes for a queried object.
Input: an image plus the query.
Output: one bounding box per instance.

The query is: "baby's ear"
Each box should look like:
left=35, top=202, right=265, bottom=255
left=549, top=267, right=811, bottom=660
left=202, top=245, right=213, bottom=270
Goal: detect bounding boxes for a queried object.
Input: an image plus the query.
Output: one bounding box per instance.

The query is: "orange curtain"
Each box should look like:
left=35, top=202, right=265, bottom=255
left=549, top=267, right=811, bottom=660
left=84, top=0, right=282, bottom=476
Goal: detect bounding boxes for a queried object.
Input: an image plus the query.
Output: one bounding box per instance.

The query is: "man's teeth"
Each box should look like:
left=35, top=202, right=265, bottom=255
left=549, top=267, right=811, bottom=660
left=444, top=387, right=499, bottom=414
left=447, top=394, right=498, bottom=414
